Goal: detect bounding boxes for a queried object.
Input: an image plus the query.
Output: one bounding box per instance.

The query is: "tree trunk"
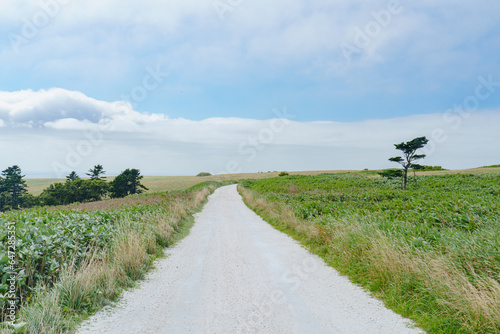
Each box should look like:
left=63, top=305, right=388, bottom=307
left=403, top=168, right=408, bottom=190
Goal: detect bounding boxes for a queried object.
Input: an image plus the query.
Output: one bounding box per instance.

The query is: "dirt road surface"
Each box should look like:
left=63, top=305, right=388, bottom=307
left=77, top=185, right=423, bottom=334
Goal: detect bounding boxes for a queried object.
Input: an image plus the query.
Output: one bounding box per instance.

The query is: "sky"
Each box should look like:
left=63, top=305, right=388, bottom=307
left=1, top=0, right=499, bottom=177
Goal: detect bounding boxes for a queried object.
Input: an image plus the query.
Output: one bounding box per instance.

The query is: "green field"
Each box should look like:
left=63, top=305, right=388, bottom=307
left=240, top=171, right=500, bottom=333
left=0, top=182, right=219, bottom=333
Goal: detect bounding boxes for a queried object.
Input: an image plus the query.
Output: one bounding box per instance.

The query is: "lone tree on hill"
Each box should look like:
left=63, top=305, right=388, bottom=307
left=86, top=164, right=106, bottom=180
left=389, top=136, right=429, bottom=190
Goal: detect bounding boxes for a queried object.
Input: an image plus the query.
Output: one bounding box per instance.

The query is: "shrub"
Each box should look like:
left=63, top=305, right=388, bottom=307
left=378, top=169, right=403, bottom=179
left=483, top=164, right=500, bottom=168
left=419, top=165, right=447, bottom=171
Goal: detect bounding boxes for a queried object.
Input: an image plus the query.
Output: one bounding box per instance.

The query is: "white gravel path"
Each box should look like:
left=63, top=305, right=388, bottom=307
left=77, top=184, right=424, bottom=334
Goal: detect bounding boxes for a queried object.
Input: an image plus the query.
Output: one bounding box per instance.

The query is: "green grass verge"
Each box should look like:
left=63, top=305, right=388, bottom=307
left=239, top=173, right=500, bottom=334
left=0, top=182, right=221, bottom=334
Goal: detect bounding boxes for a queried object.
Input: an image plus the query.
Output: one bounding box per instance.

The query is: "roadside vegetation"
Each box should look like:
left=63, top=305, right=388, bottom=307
left=0, top=181, right=222, bottom=334
left=2, top=152, right=499, bottom=333
left=239, top=172, right=500, bottom=334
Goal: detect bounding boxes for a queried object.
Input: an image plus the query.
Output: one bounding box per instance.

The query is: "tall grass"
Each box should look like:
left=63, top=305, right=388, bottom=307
left=239, top=173, right=500, bottom=333
left=0, top=184, right=217, bottom=334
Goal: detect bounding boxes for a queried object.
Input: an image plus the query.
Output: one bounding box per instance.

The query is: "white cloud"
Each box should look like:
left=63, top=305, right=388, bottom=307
left=0, top=88, right=164, bottom=127
left=1, top=1, right=499, bottom=179
left=0, top=88, right=498, bottom=177
left=3, top=0, right=499, bottom=81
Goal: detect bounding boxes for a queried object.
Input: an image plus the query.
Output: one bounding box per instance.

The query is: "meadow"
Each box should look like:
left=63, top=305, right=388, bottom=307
left=0, top=182, right=221, bottom=333
left=240, top=171, right=500, bottom=334
left=5, top=168, right=500, bottom=333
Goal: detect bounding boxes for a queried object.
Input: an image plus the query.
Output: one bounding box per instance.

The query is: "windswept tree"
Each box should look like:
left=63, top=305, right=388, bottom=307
left=0, top=165, right=28, bottom=209
left=110, top=169, right=148, bottom=198
left=86, top=164, right=106, bottom=181
left=66, top=171, right=80, bottom=182
left=389, top=136, right=429, bottom=189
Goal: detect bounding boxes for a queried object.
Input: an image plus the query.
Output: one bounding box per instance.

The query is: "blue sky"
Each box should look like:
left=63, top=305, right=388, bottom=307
left=1, top=0, right=500, bottom=177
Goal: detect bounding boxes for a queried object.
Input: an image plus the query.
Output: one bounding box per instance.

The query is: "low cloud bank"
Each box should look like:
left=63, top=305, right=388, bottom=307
left=1, top=88, right=498, bottom=177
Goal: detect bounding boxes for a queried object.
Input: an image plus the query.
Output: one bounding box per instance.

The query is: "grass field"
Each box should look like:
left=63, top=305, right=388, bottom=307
left=26, top=176, right=217, bottom=195
left=10, top=167, right=500, bottom=333
left=25, top=179, right=65, bottom=196
left=26, top=167, right=500, bottom=195
left=0, top=182, right=221, bottom=333
left=240, top=171, right=500, bottom=334
left=25, top=170, right=353, bottom=195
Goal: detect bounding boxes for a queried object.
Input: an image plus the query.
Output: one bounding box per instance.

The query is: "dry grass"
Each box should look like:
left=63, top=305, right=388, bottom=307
left=26, top=178, right=65, bottom=195
left=113, top=230, right=149, bottom=281
left=430, top=265, right=500, bottom=333
left=51, top=194, right=166, bottom=211
left=139, top=172, right=356, bottom=192
left=26, top=167, right=500, bottom=196
left=144, top=212, right=176, bottom=248
left=19, top=290, right=65, bottom=334
left=367, top=235, right=500, bottom=333
left=52, top=187, right=212, bottom=212
left=414, top=167, right=500, bottom=176
left=17, top=251, right=124, bottom=334
left=57, top=251, right=123, bottom=312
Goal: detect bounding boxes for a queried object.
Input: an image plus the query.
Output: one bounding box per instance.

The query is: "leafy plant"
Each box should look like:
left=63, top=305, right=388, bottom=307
left=241, top=172, right=500, bottom=333
left=1, top=183, right=219, bottom=328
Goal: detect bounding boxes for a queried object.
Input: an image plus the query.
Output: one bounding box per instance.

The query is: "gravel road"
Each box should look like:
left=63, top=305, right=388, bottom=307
left=77, top=185, right=423, bottom=334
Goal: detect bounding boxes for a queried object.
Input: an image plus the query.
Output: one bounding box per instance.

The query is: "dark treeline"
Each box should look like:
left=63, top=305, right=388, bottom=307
left=0, top=164, right=148, bottom=212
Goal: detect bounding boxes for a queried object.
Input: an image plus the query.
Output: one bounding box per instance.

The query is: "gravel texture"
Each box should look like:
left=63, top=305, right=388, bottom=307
left=77, top=185, right=424, bottom=334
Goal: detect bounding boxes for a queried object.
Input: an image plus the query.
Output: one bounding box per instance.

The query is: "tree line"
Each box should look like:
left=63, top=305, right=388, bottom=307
left=0, top=164, right=147, bottom=212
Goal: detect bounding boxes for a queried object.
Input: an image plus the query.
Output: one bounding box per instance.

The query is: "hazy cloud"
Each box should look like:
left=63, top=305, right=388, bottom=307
left=0, top=88, right=498, bottom=177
